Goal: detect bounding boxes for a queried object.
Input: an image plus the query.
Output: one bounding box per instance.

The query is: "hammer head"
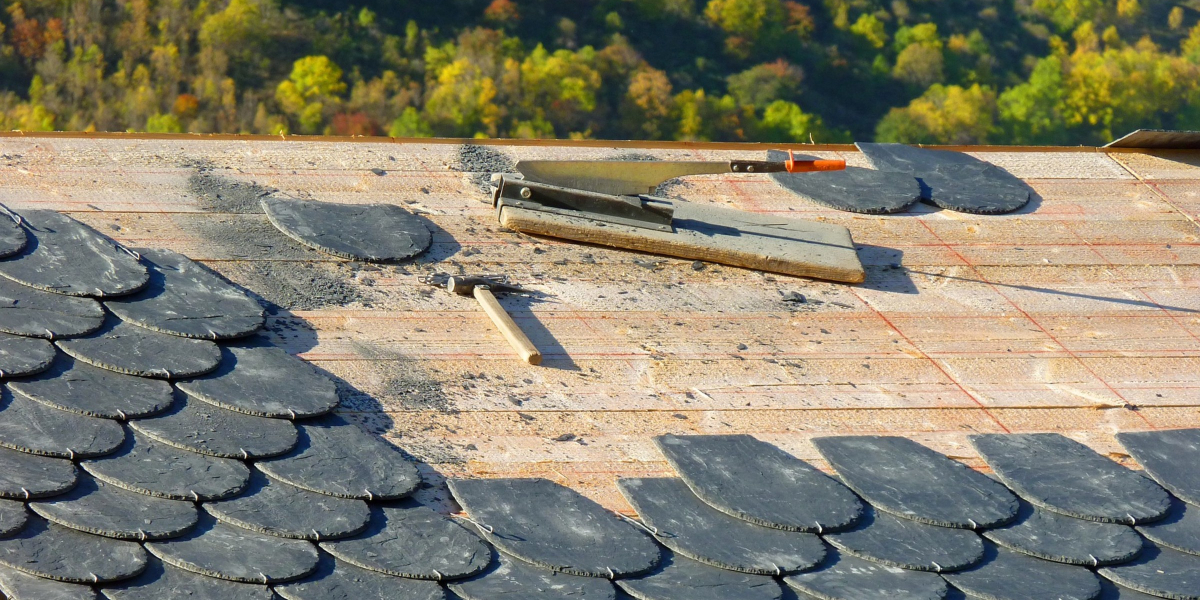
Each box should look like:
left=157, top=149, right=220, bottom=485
left=447, top=275, right=509, bottom=296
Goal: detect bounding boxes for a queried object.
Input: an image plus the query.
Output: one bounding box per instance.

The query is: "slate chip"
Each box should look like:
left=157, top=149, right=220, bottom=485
left=970, top=433, right=1170, bottom=525
left=0, top=276, right=104, bottom=339
left=320, top=503, right=491, bottom=580
left=855, top=143, right=1031, bottom=214
left=1099, top=542, right=1200, bottom=600
left=0, top=499, right=27, bottom=538
left=8, top=356, right=174, bottom=420
left=274, top=555, right=445, bottom=600
left=616, top=552, right=784, bottom=600
left=57, top=320, right=222, bottom=379
left=0, top=564, right=98, bottom=600
left=984, top=501, right=1143, bottom=566
left=261, top=197, right=432, bottom=262
left=944, top=544, right=1101, bottom=600
left=101, top=556, right=275, bottom=600
left=449, top=551, right=617, bottom=600
left=0, top=445, right=77, bottom=499
left=1137, top=498, right=1200, bottom=556
left=1117, top=429, right=1200, bottom=506
left=784, top=548, right=948, bottom=600
left=0, top=210, right=148, bottom=297
left=0, top=392, right=125, bottom=458
left=128, top=395, right=297, bottom=459
left=766, top=150, right=921, bottom=214
left=654, top=434, right=862, bottom=532
left=0, top=516, right=147, bottom=583
left=204, top=472, right=370, bottom=541
left=0, top=333, right=56, bottom=377
left=104, top=249, right=264, bottom=340
left=29, top=475, right=198, bottom=541
left=145, top=514, right=319, bottom=584
left=0, top=213, right=26, bottom=259
left=82, top=431, right=249, bottom=501
left=258, top=414, right=419, bottom=500
left=813, top=436, right=1018, bottom=529
left=448, top=478, right=661, bottom=578
left=617, top=477, right=825, bottom=575
left=824, top=505, right=984, bottom=572
left=175, top=345, right=338, bottom=419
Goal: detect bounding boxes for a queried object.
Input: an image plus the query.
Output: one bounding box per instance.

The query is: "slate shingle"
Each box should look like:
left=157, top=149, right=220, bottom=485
left=0, top=210, right=147, bottom=298
left=57, top=320, right=222, bottom=380
left=8, top=356, right=174, bottom=420
left=175, top=345, right=338, bottom=419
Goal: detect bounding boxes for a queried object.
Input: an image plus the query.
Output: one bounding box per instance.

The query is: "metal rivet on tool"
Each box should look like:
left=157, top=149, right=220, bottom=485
left=519, top=187, right=532, bottom=199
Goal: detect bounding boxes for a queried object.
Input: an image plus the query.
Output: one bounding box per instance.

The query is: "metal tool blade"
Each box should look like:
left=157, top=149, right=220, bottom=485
left=515, top=161, right=732, bottom=196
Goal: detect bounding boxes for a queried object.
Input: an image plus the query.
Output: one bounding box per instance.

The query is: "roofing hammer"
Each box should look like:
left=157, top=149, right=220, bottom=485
left=446, top=276, right=542, bottom=365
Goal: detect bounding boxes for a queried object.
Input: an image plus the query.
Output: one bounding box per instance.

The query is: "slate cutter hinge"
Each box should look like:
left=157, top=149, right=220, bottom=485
left=492, top=175, right=675, bottom=232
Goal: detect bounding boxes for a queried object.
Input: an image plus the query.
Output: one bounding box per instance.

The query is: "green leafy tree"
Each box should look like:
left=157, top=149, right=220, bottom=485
left=276, top=56, right=347, bottom=134
left=727, top=59, right=804, bottom=109
left=704, top=0, right=786, bottom=56
left=876, top=83, right=996, bottom=144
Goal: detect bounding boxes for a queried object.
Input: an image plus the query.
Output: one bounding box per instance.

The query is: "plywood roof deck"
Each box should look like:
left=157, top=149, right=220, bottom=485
left=1, top=134, right=1198, bottom=512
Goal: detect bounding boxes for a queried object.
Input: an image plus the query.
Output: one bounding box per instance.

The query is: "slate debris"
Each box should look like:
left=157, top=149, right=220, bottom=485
left=943, top=544, right=1102, bottom=600
left=144, top=515, right=320, bottom=584
left=8, top=356, right=174, bottom=420
left=984, top=501, right=1144, bottom=566
left=100, top=557, right=276, bottom=600
left=784, top=548, right=948, bottom=600
left=175, top=345, right=338, bottom=419
left=970, top=433, right=1170, bottom=525
left=855, top=143, right=1031, bottom=214
left=57, top=320, right=222, bottom=379
left=766, top=150, right=921, bottom=214
left=0, top=211, right=27, bottom=259
left=813, top=436, right=1018, bottom=529
left=0, top=564, right=98, bottom=600
left=261, top=197, right=432, bottom=263
left=654, top=434, right=863, bottom=532
left=257, top=414, right=420, bottom=500
left=616, top=552, right=784, bottom=600
left=0, top=276, right=104, bottom=339
left=29, top=475, right=198, bottom=541
left=0, top=392, right=125, bottom=458
left=1099, top=542, right=1200, bottom=600
left=616, top=477, right=825, bottom=575
left=0, top=210, right=148, bottom=297
left=449, top=551, right=618, bottom=600
left=320, top=503, right=491, bottom=580
left=1137, top=499, right=1200, bottom=556
left=274, top=555, right=445, bottom=600
left=1116, top=429, right=1200, bottom=506
left=82, top=432, right=250, bottom=502
left=0, top=332, right=56, bottom=377
left=128, top=395, right=298, bottom=459
left=448, top=478, right=661, bottom=578
left=0, top=445, right=77, bottom=499
left=824, top=505, right=985, bottom=572
left=0, top=516, right=148, bottom=583
left=204, top=471, right=370, bottom=541
left=104, top=249, right=264, bottom=340
left=0, top=499, right=27, bottom=538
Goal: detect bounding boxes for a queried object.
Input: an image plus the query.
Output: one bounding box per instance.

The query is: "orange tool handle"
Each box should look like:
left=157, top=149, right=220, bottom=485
left=785, top=150, right=846, bottom=173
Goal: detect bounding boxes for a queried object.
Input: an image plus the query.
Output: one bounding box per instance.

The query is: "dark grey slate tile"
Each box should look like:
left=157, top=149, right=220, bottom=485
left=1117, top=429, right=1200, bottom=506
left=1138, top=498, right=1200, bottom=556
left=8, top=356, right=174, bottom=420
left=0, top=211, right=27, bottom=259
left=449, top=550, right=617, bottom=600
left=0, top=210, right=147, bottom=298
left=1099, top=579, right=1173, bottom=600
left=82, top=431, right=249, bottom=501
left=813, top=436, right=1017, bottom=529
left=984, top=501, right=1143, bottom=566
left=0, top=333, right=55, bottom=377
left=29, top=475, right=197, bottom=541
left=0, top=516, right=147, bottom=583
left=855, top=144, right=1031, bottom=214
left=970, top=433, right=1170, bottom=525
left=144, top=514, right=319, bottom=584
left=767, top=150, right=921, bottom=214
left=0, top=445, right=76, bottom=499
left=204, top=472, right=369, bottom=541
left=0, top=498, right=26, bottom=537
left=57, top=320, right=221, bottom=379
left=1099, top=542, right=1200, bottom=600
left=274, top=555, right=445, bottom=600
left=616, top=477, right=824, bottom=575
left=0, top=277, right=103, bottom=339
left=654, top=434, right=862, bottom=532
left=175, top=345, right=338, bottom=419
left=101, top=556, right=275, bottom=600
left=261, top=198, right=431, bottom=263
left=257, top=414, right=419, bottom=500
left=320, top=503, right=491, bottom=580
left=942, top=544, right=1101, bottom=600
left=0, top=391, right=125, bottom=458
left=783, top=547, right=947, bottom=600
left=104, top=249, right=263, bottom=340
left=0, top=563, right=98, bottom=600
left=825, top=506, right=984, bottom=572
left=616, top=552, right=783, bottom=600
left=448, top=478, right=660, bottom=578
left=128, top=395, right=297, bottom=459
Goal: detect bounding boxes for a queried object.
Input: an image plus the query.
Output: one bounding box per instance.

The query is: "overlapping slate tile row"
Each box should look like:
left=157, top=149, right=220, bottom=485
left=0, top=207, right=489, bottom=600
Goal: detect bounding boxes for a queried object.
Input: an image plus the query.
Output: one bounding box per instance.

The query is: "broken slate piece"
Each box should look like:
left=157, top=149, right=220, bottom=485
left=450, top=551, right=616, bottom=600
left=0, top=392, right=125, bottom=458
left=274, top=555, right=444, bottom=600
left=262, top=197, right=432, bottom=262
left=970, top=433, right=1170, bottom=524
left=783, top=548, right=947, bottom=600
left=8, top=356, right=174, bottom=420
left=0, top=499, right=26, bottom=538
left=1099, top=542, right=1200, bottom=600
left=1117, top=429, right=1200, bottom=506
left=0, top=212, right=26, bottom=259
left=320, top=502, right=491, bottom=580
left=128, top=395, right=297, bottom=459
left=0, top=564, right=98, bottom=600
left=0, top=516, right=147, bottom=583
left=104, top=249, right=263, bottom=340
left=984, top=501, right=1143, bottom=566
left=82, top=432, right=249, bottom=501
left=855, top=143, right=1031, bottom=214
left=616, top=477, right=825, bottom=575
left=175, top=345, right=337, bottom=419
left=813, top=436, right=1018, bottom=529
left=0, top=445, right=77, bottom=499
left=0, top=210, right=148, bottom=297
left=654, top=434, right=862, bottom=532
left=0, top=277, right=104, bottom=339
left=767, top=150, right=920, bottom=214
left=204, top=472, right=370, bottom=541
left=824, top=505, right=984, bottom=572
left=0, top=333, right=55, bottom=377
left=29, top=475, right=198, bottom=541
left=101, top=556, right=275, bottom=600
left=56, top=320, right=221, bottom=379
left=616, top=552, right=783, bottom=600
left=943, top=544, right=1101, bottom=600
left=145, top=514, right=319, bottom=584
left=1137, top=499, right=1200, bottom=556
left=258, top=414, right=419, bottom=500
left=448, top=477, right=661, bottom=578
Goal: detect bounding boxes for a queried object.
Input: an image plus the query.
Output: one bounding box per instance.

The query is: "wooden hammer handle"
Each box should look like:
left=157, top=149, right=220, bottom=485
left=473, top=286, right=542, bottom=365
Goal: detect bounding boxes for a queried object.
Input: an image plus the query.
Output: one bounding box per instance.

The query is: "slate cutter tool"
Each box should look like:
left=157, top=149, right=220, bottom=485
left=440, top=275, right=542, bottom=365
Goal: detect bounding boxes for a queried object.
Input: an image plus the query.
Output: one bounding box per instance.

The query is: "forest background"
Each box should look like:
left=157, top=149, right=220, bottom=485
left=1, top=0, right=1199, bottom=144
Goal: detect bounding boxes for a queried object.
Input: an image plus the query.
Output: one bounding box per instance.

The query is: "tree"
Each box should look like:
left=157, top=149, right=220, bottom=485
left=622, top=66, right=675, bottom=139
left=892, top=23, right=944, bottom=88
left=876, top=83, right=996, bottom=144
left=754, top=100, right=838, bottom=142
left=703, top=0, right=786, bottom=56
left=423, top=59, right=500, bottom=137
left=275, top=56, right=346, bottom=134
left=727, top=60, right=804, bottom=109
